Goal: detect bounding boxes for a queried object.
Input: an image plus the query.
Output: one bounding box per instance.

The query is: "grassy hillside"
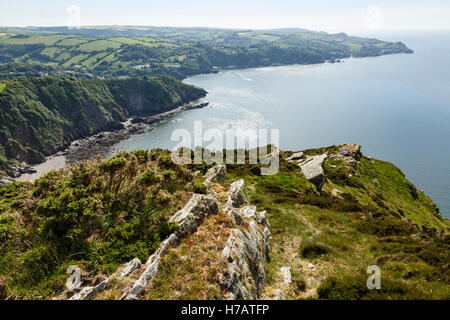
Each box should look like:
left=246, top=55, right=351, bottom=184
left=0, top=76, right=206, bottom=174
left=0, top=27, right=413, bottom=80
left=0, top=146, right=448, bottom=300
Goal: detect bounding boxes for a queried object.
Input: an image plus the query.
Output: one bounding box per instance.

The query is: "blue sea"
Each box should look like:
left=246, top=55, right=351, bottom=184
left=110, top=31, right=450, bottom=218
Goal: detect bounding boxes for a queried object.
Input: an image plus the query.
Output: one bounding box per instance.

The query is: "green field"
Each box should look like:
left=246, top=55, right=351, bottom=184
left=0, top=26, right=413, bottom=80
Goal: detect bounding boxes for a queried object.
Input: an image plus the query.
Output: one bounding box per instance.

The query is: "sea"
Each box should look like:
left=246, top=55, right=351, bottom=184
left=109, top=31, right=450, bottom=218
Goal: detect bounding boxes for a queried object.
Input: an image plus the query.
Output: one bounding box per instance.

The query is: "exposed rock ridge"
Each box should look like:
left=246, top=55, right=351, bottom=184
left=286, top=149, right=327, bottom=190
left=221, top=179, right=271, bottom=300
left=288, top=144, right=363, bottom=191
left=122, top=194, right=219, bottom=300
left=67, top=193, right=219, bottom=300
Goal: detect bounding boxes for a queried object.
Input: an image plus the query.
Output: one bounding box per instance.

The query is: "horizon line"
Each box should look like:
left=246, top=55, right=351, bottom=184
left=1, top=25, right=450, bottom=34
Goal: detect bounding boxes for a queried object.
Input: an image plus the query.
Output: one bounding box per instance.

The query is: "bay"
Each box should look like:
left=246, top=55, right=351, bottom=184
left=110, top=31, right=450, bottom=218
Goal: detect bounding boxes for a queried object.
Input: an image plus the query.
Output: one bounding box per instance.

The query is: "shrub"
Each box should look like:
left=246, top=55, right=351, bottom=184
left=101, top=156, right=126, bottom=174
left=299, top=239, right=330, bottom=259
left=158, top=154, right=175, bottom=168
left=408, top=183, right=419, bottom=200
left=356, top=216, right=416, bottom=237
left=193, top=182, right=207, bottom=195
left=161, top=170, right=175, bottom=181
left=132, top=149, right=149, bottom=163
left=156, top=191, right=172, bottom=204
left=290, top=269, right=307, bottom=294
left=137, top=169, right=159, bottom=185
left=317, top=274, right=431, bottom=300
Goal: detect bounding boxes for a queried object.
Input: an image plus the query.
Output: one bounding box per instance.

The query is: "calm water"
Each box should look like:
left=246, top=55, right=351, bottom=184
left=110, top=31, right=450, bottom=218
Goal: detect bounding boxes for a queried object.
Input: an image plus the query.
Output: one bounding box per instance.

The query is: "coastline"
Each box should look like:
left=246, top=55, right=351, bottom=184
left=11, top=100, right=209, bottom=183
left=7, top=51, right=414, bottom=185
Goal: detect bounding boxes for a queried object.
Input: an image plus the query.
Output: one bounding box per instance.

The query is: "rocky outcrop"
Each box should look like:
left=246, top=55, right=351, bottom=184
left=327, top=143, right=363, bottom=171
left=169, top=194, right=219, bottom=234
left=121, top=258, right=142, bottom=277
left=338, top=144, right=362, bottom=160
left=67, top=194, right=219, bottom=300
left=123, top=194, right=219, bottom=300
left=298, top=154, right=327, bottom=190
left=287, top=152, right=304, bottom=161
left=67, top=257, right=139, bottom=300
left=69, top=278, right=110, bottom=300
left=221, top=180, right=271, bottom=300
left=204, top=164, right=227, bottom=183
left=227, top=179, right=247, bottom=208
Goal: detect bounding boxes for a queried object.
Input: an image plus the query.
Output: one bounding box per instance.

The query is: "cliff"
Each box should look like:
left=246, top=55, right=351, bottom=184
left=0, top=145, right=448, bottom=300
left=0, top=76, right=206, bottom=174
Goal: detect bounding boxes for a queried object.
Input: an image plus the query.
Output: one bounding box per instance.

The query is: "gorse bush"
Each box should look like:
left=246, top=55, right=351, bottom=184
left=0, top=150, right=199, bottom=298
left=193, top=182, right=207, bottom=195
left=137, top=169, right=159, bottom=185
left=0, top=145, right=448, bottom=300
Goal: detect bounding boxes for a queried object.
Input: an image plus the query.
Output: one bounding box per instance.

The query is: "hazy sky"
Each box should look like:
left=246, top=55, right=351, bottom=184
left=1, top=0, right=449, bottom=32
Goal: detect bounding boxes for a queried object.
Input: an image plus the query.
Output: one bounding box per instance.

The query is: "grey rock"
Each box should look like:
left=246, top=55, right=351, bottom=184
left=226, top=207, right=244, bottom=226
left=239, top=206, right=258, bottom=220
left=263, top=227, right=271, bottom=243
left=0, top=178, right=12, bottom=185
left=298, top=154, right=327, bottom=190
left=169, top=194, right=219, bottom=234
left=124, top=234, right=177, bottom=300
left=221, top=180, right=270, bottom=300
left=227, top=179, right=247, bottom=208
left=121, top=258, right=142, bottom=277
left=193, top=171, right=201, bottom=177
left=69, top=279, right=110, bottom=300
left=204, top=164, right=226, bottom=183
left=338, top=144, right=362, bottom=160
left=221, top=226, right=268, bottom=299
left=123, top=194, right=219, bottom=300
left=257, top=211, right=270, bottom=229
left=69, top=287, right=92, bottom=300
left=287, top=152, right=304, bottom=161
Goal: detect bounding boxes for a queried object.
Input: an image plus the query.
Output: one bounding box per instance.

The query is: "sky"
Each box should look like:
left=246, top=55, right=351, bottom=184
left=1, top=0, right=450, bottom=33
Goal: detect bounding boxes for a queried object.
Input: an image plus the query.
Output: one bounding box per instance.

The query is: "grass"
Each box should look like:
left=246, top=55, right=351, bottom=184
left=57, top=38, right=91, bottom=46
left=0, top=28, right=411, bottom=80
left=225, top=146, right=449, bottom=300
left=0, top=150, right=205, bottom=299
left=145, top=211, right=232, bottom=300
left=0, top=82, right=6, bottom=93
left=77, top=40, right=122, bottom=52
left=0, top=145, right=448, bottom=300
left=0, top=35, right=65, bottom=45
left=62, top=54, right=90, bottom=67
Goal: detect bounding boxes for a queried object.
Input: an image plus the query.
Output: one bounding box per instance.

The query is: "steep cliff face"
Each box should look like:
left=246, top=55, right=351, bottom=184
left=107, top=76, right=207, bottom=116
left=0, top=76, right=206, bottom=173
